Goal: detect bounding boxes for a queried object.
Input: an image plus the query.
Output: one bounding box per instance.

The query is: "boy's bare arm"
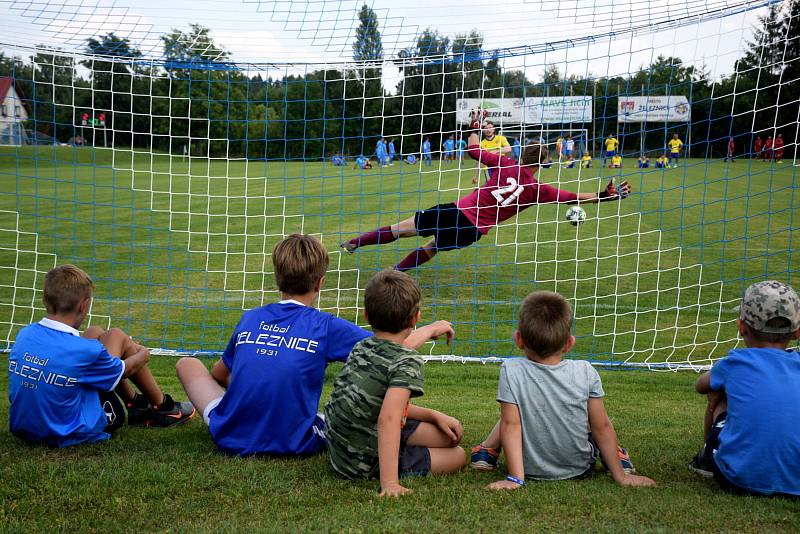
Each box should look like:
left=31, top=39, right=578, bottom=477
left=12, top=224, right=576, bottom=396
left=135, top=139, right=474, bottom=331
left=120, top=340, right=150, bottom=378
left=406, top=404, right=463, bottom=444
left=588, top=397, right=656, bottom=487
left=488, top=402, right=526, bottom=490
left=211, top=358, right=231, bottom=388
left=695, top=371, right=712, bottom=394
left=378, top=387, right=413, bottom=497
left=403, top=320, right=454, bottom=350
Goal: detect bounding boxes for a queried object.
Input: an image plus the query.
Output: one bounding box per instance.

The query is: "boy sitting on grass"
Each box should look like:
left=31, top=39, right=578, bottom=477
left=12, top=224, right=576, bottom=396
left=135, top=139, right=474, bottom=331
left=8, top=265, right=194, bottom=448
left=176, top=235, right=452, bottom=457
left=325, top=269, right=464, bottom=497
left=470, top=290, right=656, bottom=489
left=689, top=281, right=800, bottom=497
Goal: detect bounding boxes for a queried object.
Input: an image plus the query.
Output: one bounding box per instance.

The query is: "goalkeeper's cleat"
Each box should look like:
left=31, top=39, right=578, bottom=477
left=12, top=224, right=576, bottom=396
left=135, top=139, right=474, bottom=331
left=617, top=446, right=636, bottom=474
left=340, top=241, right=357, bottom=255
left=470, top=444, right=500, bottom=471
left=148, top=394, right=196, bottom=428
left=688, top=450, right=714, bottom=478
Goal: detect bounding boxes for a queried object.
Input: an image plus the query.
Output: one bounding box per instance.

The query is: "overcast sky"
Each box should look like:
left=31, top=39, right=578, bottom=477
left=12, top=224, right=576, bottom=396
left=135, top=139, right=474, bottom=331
left=0, top=0, right=773, bottom=88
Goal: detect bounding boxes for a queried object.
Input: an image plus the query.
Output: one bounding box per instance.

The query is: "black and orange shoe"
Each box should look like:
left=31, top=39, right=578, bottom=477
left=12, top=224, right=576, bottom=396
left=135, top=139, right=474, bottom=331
left=126, top=393, right=153, bottom=427
left=150, top=393, right=195, bottom=428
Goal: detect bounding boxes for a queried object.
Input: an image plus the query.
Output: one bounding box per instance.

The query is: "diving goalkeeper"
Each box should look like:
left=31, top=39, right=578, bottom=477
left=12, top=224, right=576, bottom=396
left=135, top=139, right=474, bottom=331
left=340, top=132, right=631, bottom=271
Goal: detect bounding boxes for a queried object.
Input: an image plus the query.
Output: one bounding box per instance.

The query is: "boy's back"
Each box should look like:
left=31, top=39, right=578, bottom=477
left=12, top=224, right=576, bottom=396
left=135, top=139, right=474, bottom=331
left=711, top=347, right=800, bottom=494
left=324, top=337, right=424, bottom=479
left=9, top=319, right=124, bottom=447
left=498, top=357, right=603, bottom=480
left=211, top=300, right=369, bottom=456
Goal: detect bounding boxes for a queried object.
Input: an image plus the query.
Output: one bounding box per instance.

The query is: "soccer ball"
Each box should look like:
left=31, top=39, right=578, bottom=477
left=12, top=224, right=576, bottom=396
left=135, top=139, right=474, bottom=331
left=565, top=206, right=587, bottom=226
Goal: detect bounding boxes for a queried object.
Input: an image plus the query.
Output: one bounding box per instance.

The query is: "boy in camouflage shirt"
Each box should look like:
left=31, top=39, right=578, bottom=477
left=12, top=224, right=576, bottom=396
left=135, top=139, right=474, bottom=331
left=325, top=269, right=465, bottom=497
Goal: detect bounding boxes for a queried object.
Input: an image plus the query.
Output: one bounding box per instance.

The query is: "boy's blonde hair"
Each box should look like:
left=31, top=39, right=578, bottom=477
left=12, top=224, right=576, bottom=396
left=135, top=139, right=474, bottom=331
left=272, top=234, right=329, bottom=295
left=364, top=269, right=421, bottom=334
left=518, top=291, right=573, bottom=357
left=43, top=264, right=93, bottom=314
left=519, top=144, right=548, bottom=166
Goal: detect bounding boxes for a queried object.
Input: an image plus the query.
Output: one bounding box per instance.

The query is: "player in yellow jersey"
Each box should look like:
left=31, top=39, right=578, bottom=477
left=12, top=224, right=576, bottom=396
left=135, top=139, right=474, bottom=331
left=581, top=153, right=592, bottom=168
left=474, top=121, right=512, bottom=183
left=610, top=154, right=622, bottom=168
left=667, top=134, right=683, bottom=168
left=603, top=134, right=619, bottom=166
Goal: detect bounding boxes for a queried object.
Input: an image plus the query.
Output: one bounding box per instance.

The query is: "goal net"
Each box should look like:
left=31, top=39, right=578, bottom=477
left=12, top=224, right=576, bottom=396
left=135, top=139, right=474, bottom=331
left=0, top=0, right=797, bottom=369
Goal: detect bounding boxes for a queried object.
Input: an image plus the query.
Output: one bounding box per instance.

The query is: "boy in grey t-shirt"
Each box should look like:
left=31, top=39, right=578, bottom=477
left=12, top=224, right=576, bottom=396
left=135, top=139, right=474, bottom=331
left=471, top=291, right=656, bottom=489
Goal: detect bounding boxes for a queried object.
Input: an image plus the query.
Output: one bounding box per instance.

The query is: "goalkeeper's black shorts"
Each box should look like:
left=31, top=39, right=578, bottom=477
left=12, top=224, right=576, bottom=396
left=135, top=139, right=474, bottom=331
left=414, top=203, right=483, bottom=251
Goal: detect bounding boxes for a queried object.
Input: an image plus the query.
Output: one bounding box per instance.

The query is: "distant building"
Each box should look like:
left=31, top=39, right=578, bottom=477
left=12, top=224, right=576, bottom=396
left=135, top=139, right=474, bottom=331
left=0, top=77, right=29, bottom=145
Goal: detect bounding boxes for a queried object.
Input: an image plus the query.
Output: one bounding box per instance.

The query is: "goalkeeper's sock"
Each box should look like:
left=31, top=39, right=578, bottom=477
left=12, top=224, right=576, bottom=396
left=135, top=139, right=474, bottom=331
left=350, top=226, right=396, bottom=248
left=395, top=247, right=434, bottom=271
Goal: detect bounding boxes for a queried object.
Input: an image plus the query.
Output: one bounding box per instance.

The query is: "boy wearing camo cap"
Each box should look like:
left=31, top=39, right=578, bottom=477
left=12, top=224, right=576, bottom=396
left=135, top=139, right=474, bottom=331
left=324, top=269, right=465, bottom=497
left=689, top=280, right=800, bottom=496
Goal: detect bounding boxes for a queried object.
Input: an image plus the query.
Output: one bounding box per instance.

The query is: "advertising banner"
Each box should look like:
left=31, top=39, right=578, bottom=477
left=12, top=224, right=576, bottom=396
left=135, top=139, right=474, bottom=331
left=617, top=96, right=691, bottom=122
left=456, top=97, right=592, bottom=125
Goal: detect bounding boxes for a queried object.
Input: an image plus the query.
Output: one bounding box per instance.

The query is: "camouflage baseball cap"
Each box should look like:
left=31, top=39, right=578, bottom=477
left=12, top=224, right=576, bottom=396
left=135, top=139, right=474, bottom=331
left=740, top=281, right=800, bottom=334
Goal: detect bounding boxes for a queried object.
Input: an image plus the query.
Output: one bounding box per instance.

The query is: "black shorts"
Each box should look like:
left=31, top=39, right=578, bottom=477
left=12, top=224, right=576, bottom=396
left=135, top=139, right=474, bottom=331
left=100, top=390, right=125, bottom=434
left=414, top=203, right=482, bottom=251
left=398, top=419, right=431, bottom=477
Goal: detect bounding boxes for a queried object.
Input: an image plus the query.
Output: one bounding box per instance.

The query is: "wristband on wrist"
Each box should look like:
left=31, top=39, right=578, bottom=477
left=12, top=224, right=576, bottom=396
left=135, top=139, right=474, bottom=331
left=506, top=475, right=526, bottom=486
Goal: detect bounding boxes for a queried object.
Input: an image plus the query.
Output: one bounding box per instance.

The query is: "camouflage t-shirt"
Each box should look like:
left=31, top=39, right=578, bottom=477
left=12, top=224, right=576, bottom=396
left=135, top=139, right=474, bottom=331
left=324, top=337, right=424, bottom=479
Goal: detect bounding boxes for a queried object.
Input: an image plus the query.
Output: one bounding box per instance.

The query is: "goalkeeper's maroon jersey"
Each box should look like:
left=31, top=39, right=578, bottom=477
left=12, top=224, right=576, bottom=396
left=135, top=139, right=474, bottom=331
left=456, top=145, right=578, bottom=234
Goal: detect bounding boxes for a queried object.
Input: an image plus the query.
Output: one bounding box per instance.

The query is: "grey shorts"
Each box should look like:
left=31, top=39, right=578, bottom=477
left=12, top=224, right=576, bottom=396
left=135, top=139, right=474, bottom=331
left=399, top=419, right=431, bottom=477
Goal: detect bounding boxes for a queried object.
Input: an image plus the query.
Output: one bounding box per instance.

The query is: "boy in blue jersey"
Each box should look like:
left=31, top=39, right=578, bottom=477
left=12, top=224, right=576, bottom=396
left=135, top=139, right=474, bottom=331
left=421, top=137, right=432, bottom=166
left=689, top=281, right=800, bottom=497
left=176, top=234, right=453, bottom=457
left=376, top=138, right=388, bottom=167
left=388, top=138, right=396, bottom=165
left=442, top=135, right=455, bottom=161
left=8, top=265, right=194, bottom=448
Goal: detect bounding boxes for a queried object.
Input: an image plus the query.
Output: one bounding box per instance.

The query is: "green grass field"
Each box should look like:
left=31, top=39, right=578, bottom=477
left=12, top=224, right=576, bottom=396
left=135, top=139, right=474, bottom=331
left=1, top=147, right=799, bottom=531
left=1, top=146, right=797, bottom=366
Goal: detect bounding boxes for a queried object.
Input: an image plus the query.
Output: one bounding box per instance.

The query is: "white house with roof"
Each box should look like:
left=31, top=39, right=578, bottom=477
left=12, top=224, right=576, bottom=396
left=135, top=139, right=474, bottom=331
left=0, top=76, right=29, bottom=145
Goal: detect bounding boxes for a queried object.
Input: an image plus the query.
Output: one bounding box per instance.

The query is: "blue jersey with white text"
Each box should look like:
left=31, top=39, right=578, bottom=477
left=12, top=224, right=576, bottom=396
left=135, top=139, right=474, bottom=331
left=209, top=301, right=371, bottom=456
left=8, top=319, right=124, bottom=447
left=710, top=347, right=800, bottom=495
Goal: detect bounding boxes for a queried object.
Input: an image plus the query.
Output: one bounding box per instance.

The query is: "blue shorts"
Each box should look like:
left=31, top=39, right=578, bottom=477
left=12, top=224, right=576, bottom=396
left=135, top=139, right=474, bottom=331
left=605, top=150, right=615, bottom=158
left=398, top=419, right=431, bottom=477
left=565, top=149, right=573, bottom=157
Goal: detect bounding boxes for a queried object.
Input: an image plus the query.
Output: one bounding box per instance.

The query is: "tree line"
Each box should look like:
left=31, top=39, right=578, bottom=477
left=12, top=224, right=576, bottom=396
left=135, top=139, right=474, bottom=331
left=0, top=2, right=797, bottom=159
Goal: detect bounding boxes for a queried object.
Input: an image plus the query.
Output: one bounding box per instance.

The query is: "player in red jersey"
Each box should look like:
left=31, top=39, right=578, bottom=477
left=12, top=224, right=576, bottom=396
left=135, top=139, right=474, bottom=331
left=762, top=136, right=773, bottom=161
left=340, top=132, right=631, bottom=271
left=725, top=137, right=735, bottom=162
left=773, top=133, right=784, bottom=162
left=753, top=136, right=762, bottom=159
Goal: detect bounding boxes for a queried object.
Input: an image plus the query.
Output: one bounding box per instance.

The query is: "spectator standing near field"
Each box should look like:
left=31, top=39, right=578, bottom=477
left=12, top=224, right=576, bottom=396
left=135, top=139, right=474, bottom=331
left=603, top=134, right=618, bottom=166
left=773, top=133, right=784, bottom=162
left=388, top=138, right=396, bottom=165
left=667, top=134, right=683, bottom=168
left=421, top=137, right=432, bottom=166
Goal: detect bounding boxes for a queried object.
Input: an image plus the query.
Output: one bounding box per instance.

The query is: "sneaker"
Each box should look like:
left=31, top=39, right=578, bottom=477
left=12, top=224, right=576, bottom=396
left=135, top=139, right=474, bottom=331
left=688, top=451, right=714, bottom=478
left=617, top=446, right=636, bottom=474
left=126, top=393, right=153, bottom=427
left=470, top=444, right=500, bottom=471
left=149, top=394, right=196, bottom=428
left=340, top=241, right=357, bottom=255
